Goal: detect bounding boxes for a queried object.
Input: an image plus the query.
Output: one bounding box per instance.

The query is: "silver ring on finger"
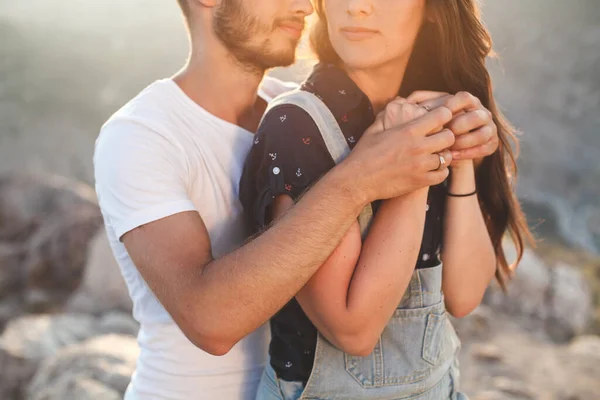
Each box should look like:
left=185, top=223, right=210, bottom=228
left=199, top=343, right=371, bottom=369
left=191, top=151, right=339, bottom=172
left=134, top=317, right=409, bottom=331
left=422, top=105, right=432, bottom=112
left=436, top=153, right=446, bottom=170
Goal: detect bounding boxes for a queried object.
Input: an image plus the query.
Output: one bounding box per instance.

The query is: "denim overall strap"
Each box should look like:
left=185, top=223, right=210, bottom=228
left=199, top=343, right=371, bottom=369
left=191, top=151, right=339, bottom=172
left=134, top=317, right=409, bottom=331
left=397, top=262, right=445, bottom=309
left=264, top=90, right=373, bottom=238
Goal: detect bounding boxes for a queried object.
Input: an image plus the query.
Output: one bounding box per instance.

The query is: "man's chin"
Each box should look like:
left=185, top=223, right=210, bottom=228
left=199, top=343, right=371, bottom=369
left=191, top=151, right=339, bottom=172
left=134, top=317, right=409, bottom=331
left=259, top=50, right=297, bottom=69
left=232, top=42, right=298, bottom=71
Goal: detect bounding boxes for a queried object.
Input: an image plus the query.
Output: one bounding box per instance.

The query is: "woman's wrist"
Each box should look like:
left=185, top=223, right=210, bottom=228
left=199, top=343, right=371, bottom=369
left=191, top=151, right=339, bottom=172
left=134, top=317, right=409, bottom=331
left=449, top=159, right=474, bottom=172
left=448, top=160, right=476, bottom=195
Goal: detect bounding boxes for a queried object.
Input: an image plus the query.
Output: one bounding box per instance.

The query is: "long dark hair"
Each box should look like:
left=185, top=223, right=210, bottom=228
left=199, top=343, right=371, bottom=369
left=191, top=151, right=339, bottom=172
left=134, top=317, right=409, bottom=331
left=309, top=0, right=535, bottom=289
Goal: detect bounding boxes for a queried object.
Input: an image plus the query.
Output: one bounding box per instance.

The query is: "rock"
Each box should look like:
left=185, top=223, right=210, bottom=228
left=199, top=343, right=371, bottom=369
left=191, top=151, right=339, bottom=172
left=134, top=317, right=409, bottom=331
left=66, top=230, right=132, bottom=315
left=484, top=247, right=593, bottom=342
left=2, top=314, right=97, bottom=358
left=23, top=210, right=103, bottom=312
left=0, top=173, right=104, bottom=313
left=27, top=334, right=139, bottom=400
left=0, top=313, right=97, bottom=399
left=0, top=348, right=37, bottom=400
left=0, top=174, right=98, bottom=243
left=568, top=335, right=600, bottom=359
left=484, top=249, right=551, bottom=320
left=451, top=305, right=494, bottom=342
left=472, top=391, right=509, bottom=400
left=458, top=310, right=600, bottom=399
left=492, top=377, right=535, bottom=399
left=31, top=376, right=121, bottom=400
left=0, top=242, right=24, bottom=299
left=0, top=298, right=25, bottom=334
left=546, top=263, right=593, bottom=341
left=471, top=344, right=504, bottom=363
left=97, top=311, right=139, bottom=337
left=554, top=337, right=600, bottom=400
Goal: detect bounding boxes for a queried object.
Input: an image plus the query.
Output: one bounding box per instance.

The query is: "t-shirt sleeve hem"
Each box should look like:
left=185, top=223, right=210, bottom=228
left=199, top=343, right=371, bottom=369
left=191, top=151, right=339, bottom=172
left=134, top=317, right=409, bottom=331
left=114, top=200, right=197, bottom=240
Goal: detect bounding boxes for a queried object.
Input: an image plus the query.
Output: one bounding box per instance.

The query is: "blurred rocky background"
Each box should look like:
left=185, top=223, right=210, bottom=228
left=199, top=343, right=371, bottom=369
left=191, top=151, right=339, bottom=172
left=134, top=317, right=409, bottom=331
left=0, top=0, right=599, bottom=399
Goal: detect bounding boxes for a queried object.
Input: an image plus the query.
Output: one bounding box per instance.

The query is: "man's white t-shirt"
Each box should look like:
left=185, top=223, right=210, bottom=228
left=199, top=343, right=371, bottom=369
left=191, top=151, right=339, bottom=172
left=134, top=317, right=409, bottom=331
left=94, top=76, right=297, bottom=400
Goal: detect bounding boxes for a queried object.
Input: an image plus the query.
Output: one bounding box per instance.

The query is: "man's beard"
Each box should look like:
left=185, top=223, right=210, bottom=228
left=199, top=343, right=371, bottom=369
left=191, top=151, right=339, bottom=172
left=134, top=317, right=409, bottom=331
left=213, top=0, right=301, bottom=73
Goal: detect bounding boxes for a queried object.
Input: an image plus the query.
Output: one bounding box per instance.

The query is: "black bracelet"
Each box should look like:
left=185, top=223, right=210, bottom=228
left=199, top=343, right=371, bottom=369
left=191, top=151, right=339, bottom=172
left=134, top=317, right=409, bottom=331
left=447, top=189, right=477, bottom=197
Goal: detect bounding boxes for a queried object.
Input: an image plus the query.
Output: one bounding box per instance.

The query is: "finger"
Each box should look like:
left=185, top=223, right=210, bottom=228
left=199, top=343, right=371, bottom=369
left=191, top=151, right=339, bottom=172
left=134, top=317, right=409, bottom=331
left=396, top=107, right=453, bottom=138
left=425, top=149, right=453, bottom=171
left=374, top=109, right=385, bottom=124
left=451, top=124, right=495, bottom=149
left=364, top=112, right=385, bottom=136
left=452, top=136, right=499, bottom=160
left=389, top=97, right=408, bottom=105
left=407, top=90, right=450, bottom=104
left=383, top=101, right=426, bottom=129
left=425, top=167, right=450, bottom=186
left=418, top=94, right=454, bottom=112
left=447, top=109, right=493, bottom=135
left=444, top=91, right=483, bottom=114
left=421, top=129, right=456, bottom=153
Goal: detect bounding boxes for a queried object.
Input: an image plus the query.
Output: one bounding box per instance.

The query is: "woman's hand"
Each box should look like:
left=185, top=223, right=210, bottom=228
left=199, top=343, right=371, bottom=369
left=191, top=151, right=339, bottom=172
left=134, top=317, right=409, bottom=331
left=407, top=90, right=499, bottom=166
left=408, top=91, right=498, bottom=318
left=353, top=100, right=454, bottom=201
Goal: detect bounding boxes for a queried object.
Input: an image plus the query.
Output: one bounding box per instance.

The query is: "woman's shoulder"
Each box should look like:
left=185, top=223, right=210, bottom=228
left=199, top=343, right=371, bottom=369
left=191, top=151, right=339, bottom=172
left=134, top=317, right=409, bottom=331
left=257, top=101, right=320, bottom=142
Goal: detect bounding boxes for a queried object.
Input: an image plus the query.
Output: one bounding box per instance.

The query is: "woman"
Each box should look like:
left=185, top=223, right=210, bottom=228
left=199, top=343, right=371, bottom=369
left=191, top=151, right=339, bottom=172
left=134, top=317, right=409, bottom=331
left=239, top=0, right=533, bottom=399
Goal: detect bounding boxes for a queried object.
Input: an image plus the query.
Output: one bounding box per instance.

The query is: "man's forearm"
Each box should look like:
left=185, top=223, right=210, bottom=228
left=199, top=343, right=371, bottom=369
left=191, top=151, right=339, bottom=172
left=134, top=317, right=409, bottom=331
left=188, top=166, right=366, bottom=351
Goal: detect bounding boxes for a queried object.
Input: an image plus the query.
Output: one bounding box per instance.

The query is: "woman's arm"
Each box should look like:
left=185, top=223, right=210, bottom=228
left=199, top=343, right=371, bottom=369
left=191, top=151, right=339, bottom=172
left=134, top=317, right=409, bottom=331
left=270, top=187, right=429, bottom=357
left=407, top=90, right=500, bottom=318
left=260, top=99, right=453, bottom=356
left=440, top=161, right=496, bottom=318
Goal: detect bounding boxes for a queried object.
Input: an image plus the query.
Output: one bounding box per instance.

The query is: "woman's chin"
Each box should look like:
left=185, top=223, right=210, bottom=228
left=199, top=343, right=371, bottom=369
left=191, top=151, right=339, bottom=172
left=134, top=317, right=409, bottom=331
left=337, top=54, right=381, bottom=71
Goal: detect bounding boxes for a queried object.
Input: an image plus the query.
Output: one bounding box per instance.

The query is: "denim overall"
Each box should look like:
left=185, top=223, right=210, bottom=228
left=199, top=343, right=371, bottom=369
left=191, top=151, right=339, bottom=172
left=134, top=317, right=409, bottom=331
left=256, top=90, right=465, bottom=400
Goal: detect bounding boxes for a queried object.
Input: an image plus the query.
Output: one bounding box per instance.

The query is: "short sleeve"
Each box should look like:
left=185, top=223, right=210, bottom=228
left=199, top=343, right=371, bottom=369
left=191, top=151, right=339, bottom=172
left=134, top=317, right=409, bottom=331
left=94, top=119, right=197, bottom=240
left=239, top=104, right=331, bottom=231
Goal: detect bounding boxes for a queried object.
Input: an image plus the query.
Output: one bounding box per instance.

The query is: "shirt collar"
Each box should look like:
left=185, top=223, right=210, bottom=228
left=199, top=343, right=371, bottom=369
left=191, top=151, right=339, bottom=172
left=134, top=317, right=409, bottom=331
left=301, top=63, right=374, bottom=122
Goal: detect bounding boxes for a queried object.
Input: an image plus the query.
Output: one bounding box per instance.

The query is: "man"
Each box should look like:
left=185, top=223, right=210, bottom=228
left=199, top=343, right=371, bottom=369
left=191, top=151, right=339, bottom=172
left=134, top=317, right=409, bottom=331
left=94, top=0, right=492, bottom=399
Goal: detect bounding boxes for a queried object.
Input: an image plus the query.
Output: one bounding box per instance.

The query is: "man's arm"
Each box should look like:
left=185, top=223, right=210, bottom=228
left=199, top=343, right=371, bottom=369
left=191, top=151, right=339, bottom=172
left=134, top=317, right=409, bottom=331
left=122, top=169, right=362, bottom=355
left=101, top=108, right=453, bottom=356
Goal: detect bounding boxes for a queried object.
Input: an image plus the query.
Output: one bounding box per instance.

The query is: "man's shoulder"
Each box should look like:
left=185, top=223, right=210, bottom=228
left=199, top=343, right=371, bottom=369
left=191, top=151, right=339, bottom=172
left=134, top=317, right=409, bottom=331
left=97, top=79, right=187, bottom=154
left=102, top=79, right=177, bottom=131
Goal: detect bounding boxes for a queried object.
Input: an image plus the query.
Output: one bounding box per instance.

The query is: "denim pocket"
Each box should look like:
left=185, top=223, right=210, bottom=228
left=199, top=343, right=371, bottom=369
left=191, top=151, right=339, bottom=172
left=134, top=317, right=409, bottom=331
left=422, top=311, right=447, bottom=365
left=344, top=301, right=452, bottom=388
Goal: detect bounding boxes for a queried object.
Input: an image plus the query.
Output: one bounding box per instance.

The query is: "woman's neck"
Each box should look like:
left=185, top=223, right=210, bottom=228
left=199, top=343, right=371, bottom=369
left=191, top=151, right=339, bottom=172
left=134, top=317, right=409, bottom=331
left=344, top=57, right=411, bottom=115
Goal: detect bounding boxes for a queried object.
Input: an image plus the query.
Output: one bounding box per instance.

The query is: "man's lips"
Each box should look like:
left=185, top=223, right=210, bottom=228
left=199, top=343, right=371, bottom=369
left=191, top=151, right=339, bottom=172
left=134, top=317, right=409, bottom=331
left=279, top=21, right=305, bottom=39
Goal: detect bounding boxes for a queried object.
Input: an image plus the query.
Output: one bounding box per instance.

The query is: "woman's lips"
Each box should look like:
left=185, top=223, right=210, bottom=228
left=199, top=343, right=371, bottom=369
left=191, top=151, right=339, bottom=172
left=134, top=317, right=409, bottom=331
left=340, top=27, right=379, bottom=41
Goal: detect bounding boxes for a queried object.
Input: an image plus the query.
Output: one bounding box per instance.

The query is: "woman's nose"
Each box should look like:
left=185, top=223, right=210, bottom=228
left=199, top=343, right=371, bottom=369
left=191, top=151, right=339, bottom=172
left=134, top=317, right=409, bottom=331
left=347, top=0, right=374, bottom=17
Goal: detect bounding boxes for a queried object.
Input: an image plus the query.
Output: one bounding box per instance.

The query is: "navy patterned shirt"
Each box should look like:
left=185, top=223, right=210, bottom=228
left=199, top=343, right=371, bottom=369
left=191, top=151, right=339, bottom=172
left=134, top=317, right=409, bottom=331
left=239, top=63, right=447, bottom=383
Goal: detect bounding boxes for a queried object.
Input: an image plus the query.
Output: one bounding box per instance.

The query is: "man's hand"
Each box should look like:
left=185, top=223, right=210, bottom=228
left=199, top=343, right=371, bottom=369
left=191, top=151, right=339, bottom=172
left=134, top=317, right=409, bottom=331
left=407, top=90, right=499, bottom=165
left=341, top=105, right=455, bottom=203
